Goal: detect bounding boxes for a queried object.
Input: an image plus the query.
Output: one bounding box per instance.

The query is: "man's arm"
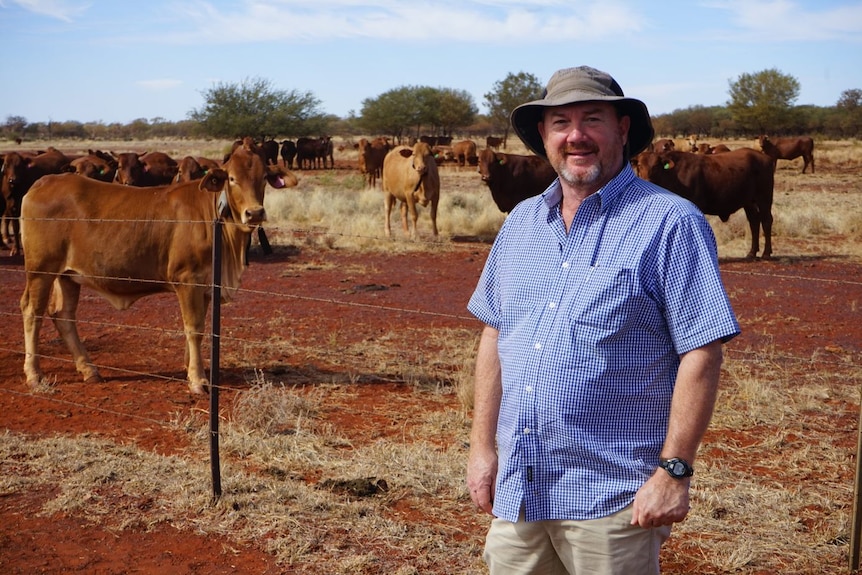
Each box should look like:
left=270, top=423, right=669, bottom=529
left=467, top=325, right=503, bottom=515
left=631, top=339, right=724, bottom=527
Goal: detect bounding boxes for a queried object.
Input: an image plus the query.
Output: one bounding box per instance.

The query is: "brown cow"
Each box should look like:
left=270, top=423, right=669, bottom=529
left=632, top=148, right=775, bottom=259
left=485, top=136, right=504, bottom=150
left=450, top=140, right=478, bottom=167
left=175, top=156, right=221, bottom=182
left=758, top=135, right=815, bottom=173
left=651, top=138, right=675, bottom=152
left=1, top=147, right=72, bottom=255
left=19, top=142, right=297, bottom=394
left=357, top=137, right=391, bottom=188
left=710, top=144, right=731, bottom=154
left=112, top=151, right=179, bottom=186
left=476, top=148, right=557, bottom=213
left=280, top=140, right=297, bottom=169
left=381, top=142, right=440, bottom=238
left=70, top=151, right=117, bottom=182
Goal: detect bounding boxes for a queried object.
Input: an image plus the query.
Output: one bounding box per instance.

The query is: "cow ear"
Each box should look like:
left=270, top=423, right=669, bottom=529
left=266, top=166, right=298, bottom=189
left=199, top=169, right=228, bottom=192
left=399, top=149, right=414, bottom=159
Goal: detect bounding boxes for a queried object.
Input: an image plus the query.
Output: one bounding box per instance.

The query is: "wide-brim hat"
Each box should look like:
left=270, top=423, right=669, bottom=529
left=511, top=66, right=654, bottom=159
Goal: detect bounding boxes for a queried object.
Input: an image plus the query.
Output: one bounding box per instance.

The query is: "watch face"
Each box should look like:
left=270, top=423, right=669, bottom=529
left=670, top=461, right=685, bottom=476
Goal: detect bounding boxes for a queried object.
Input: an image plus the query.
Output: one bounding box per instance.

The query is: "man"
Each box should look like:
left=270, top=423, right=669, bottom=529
left=466, top=66, right=740, bottom=574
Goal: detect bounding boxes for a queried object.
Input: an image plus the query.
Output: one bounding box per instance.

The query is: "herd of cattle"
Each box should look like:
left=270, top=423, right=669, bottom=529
left=0, top=132, right=815, bottom=392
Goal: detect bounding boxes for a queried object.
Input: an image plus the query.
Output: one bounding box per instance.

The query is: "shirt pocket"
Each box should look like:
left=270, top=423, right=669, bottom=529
left=568, top=266, right=635, bottom=333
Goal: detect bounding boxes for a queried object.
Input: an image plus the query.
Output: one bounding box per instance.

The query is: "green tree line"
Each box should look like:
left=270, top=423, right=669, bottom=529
left=4, top=69, right=861, bottom=143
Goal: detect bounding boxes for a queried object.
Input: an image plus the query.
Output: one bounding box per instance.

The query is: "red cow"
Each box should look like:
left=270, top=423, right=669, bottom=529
left=485, top=136, right=504, bottom=150
left=112, top=151, right=179, bottom=186
left=19, top=142, right=297, bottom=394
left=632, top=148, right=775, bottom=259
left=175, top=156, right=221, bottom=182
left=758, top=135, right=815, bottom=173
left=476, top=149, right=557, bottom=213
left=451, top=140, right=478, bottom=167
left=651, top=138, right=675, bottom=152
left=357, top=137, right=391, bottom=188
left=1, top=147, right=72, bottom=255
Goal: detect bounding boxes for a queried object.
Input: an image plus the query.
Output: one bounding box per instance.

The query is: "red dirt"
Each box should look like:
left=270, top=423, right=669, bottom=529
left=1, top=237, right=861, bottom=573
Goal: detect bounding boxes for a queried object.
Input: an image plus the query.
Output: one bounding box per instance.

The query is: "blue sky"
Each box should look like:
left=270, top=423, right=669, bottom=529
left=1, top=0, right=861, bottom=125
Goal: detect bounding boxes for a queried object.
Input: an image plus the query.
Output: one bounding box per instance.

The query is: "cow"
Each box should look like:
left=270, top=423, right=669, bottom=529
left=175, top=156, right=220, bottom=183
left=758, top=135, right=815, bottom=173
left=280, top=140, right=297, bottom=169
left=70, top=153, right=117, bottom=182
left=381, top=142, right=440, bottom=238
left=451, top=140, right=478, bottom=167
left=476, top=148, right=557, bottom=213
left=112, top=151, right=179, bottom=186
left=19, top=142, right=298, bottom=394
left=1, top=148, right=72, bottom=255
left=631, top=148, right=775, bottom=260
left=357, top=137, right=391, bottom=188
left=654, top=139, right=676, bottom=152
left=419, top=135, right=452, bottom=147
left=260, top=139, right=279, bottom=165
left=710, top=144, right=731, bottom=154
left=485, top=136, right=504, bottom=150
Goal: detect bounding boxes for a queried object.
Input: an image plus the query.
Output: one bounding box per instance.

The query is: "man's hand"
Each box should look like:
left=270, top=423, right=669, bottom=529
left=467, top=447, right=497, bottom=515
left=630, top=468, right=691, bottom=528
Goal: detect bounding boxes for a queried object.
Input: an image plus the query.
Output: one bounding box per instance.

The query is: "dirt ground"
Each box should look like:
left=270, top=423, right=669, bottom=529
left=1, top=181, right=861, bottom=572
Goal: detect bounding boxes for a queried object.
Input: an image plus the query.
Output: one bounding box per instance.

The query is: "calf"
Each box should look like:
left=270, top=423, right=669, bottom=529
left=758, top=135, right=815, bottom=173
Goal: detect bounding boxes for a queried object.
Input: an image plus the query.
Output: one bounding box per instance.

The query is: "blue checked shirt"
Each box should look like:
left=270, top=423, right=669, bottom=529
left=468, top=164, right=740, bottom=523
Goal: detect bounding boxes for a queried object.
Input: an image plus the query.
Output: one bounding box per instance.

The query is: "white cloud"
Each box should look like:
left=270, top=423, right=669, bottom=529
left=9, top=0, right=89, bottom=22
left=160, top=0, right=645, bottom=44
left=707, top=0, right=862, bottom=42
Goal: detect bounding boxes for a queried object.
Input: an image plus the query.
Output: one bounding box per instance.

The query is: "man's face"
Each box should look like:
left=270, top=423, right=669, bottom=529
left=538, top=101, right=630, bottom=193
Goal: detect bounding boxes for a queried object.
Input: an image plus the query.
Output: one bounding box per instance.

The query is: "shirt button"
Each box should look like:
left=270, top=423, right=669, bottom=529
left=534, top=343, right=541, bottom=350
left=525, top=385, right=533, bottom=392
left=523, top=428, right=531, bottom=435
left=548, top=302, right=556, bottom=309
left=562, top=261, right=570, bottom=269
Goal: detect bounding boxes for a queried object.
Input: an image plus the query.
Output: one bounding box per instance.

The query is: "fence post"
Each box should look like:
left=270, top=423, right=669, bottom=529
left=851, top=390, right=862, bottom=571
left=209, top=192, right=228, bottom=502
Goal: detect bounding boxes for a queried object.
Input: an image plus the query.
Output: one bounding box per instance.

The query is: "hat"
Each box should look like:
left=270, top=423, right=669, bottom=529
left=510, top=66, right=654, bottom=159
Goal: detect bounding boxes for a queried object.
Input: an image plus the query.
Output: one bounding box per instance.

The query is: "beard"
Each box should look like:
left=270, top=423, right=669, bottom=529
left=550, top=144, right=603, bottom=187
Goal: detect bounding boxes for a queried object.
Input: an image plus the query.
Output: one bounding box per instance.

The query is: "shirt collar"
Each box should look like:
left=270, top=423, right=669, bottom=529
left=541, top=163, right=637, bottom=215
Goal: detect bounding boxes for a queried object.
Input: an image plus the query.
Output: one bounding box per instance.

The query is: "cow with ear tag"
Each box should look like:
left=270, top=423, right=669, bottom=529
left=19, top=141, right=298, bottom=394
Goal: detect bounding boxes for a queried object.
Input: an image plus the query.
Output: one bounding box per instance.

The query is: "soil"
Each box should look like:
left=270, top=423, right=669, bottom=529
left=1, top=193, right=861, bottom=573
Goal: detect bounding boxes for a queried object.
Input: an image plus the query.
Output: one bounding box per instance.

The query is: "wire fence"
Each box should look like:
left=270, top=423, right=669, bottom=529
left=1, top=220, right=861, bottom=435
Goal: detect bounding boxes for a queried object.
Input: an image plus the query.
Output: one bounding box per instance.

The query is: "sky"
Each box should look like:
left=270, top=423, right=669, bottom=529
left=1, top=0, right=861, bottom=126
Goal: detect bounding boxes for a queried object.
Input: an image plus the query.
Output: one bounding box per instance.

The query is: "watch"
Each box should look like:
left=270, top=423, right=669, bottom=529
left=659, top=457, right=694, bottom=479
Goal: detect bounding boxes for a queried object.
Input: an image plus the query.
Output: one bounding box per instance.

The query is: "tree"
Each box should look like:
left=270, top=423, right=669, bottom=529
left=726, top=68, right=800, bottom=135
left=189, top=77, right=324, bottom=139
left=3, top=115, right=28, bottom=140
left=836, top=89, right=862, bottom=136
left=484, top=72, right=544, bottom=145
left=358, top=86, right=476, bottom=142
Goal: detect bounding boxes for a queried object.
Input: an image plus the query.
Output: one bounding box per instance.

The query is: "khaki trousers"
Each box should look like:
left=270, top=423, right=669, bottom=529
left=484, top=506, right=671, bottom=575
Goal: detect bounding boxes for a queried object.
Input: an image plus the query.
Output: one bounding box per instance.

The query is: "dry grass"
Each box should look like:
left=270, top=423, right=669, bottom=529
left=2, top=137, right=861, bottom=573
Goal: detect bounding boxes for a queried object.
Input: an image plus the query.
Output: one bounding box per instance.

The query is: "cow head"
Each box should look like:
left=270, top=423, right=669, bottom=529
left=112, top=152, right=145, bottom=185
left=218, top=143, right=297, bottom=229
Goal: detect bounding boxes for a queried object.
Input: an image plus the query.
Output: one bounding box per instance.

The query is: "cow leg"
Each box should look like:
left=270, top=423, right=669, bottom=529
left=384, top=194, right=395, bottom=237
left=429, top=198, right=439, bottom=237
left=20, top=273, right=54, bottom=386
left=742, top=205, right=762, bottom=260
left=177, top=286, right=209, bottom=394
left=49, top=276, right=103, bottom=383
left=257, top=226, right=273, bottom=255
left=759, top=205, right=773, bottom=260
left=7, top=216, right=21, bottom=256
left=401, top=199, right=418, bottom=238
